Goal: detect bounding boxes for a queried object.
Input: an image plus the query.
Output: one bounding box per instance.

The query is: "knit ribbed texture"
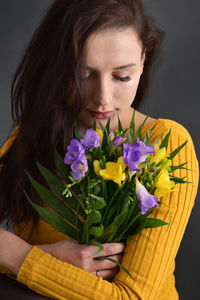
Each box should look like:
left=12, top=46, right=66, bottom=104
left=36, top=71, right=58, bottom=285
left=1, top=119, right=199, bottom=299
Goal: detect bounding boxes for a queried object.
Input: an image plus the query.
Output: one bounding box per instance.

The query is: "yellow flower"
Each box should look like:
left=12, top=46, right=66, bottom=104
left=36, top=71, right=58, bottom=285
left=99, top=156, right=126, bottom=186
left=154, top=169, right=175, bottom=198
left=151, top=145, right=167, bottom=164
left=96, top=129, right=103, bottom=147
left=93, top=160, right=101, bottom=176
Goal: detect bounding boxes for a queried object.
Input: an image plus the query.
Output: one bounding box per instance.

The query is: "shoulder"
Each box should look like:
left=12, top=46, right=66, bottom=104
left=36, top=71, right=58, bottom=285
left=143, top=118, right=194, bottom=143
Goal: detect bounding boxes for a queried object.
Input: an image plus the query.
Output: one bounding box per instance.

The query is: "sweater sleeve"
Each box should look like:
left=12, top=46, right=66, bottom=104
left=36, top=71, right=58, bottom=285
left=17, top=120, right=199, bottom=300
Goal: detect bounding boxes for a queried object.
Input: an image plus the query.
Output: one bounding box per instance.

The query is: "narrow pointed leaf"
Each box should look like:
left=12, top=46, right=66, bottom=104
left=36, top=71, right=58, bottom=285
left=25, top=170, right=83, bottom=229
left=169, top=162, right=190, bottom=173
left=129, top=110, right=135, bottom=143
left=136, top=116, right=148, bottom=140
left=146, top=123, right=157, bottom=137
left=144, top=132, right=150, bottom=146
left=169, top=175, right=191, bottom=184
left=159, top=130, right=171, bottom=150
left=117, top=114, right=123, bottom=133
left=92, top=118, right=97, bottom=130
left=105, top=118, right=111, bottom=133
left=145, top=218, right=168, bottom=228
left=69, top=186, right=87, bottom=218
left=24, top=191, right=79, bottom=240
left=169, top=140, right=188, bottom=160
left=88, top=240, right=104, bottom=256
left=99, top=122, right=108, bottom=151
left=126, top=215, right=147, bottom=236
left=36, top=161, right=66, bottom=197
left=121, top=128, right=128, bottom=137
left=151, top=134, right=163, bottom=147
left=99, top=257, right=134, bottom=280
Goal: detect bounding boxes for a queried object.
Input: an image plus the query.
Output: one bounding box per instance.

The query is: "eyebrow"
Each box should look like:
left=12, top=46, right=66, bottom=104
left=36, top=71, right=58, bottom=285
left=82, top=63, right=136, bottom=71
left=112, top=63, right=136, bottom=70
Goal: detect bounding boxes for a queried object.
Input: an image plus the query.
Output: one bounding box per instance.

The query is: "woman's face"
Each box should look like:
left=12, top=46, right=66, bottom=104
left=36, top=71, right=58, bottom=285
left=77, top=27, right=145, bottom=133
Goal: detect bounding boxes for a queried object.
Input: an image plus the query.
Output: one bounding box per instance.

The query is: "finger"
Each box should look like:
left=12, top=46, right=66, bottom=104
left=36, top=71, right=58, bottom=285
left=93, top=242, right=126, bottom=258
left=88, top=254, right=123, bottom=272
left=92, top=266, right=120, bottom=281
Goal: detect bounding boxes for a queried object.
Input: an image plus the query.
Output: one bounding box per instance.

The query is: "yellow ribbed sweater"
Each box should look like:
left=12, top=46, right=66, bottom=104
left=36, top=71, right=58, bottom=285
left=0, top=119, right=199, bottom=300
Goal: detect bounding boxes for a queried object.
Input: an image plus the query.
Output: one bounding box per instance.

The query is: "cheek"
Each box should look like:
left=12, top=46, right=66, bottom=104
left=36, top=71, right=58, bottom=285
left=116, top=78, right=140, bottom=96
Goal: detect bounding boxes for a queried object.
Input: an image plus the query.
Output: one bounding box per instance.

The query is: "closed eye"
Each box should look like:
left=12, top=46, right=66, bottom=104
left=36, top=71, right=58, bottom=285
left=113, top=75, right=131, bottom=82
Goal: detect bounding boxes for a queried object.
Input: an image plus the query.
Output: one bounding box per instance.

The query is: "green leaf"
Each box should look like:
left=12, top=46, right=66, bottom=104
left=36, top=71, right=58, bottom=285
left=88, top=194, right=106, bottom=210
left=99, top=122, right=109, bottom=151
left=136, top=116, right=148, bottom=140
left=101, top=201, right=130, bottom=242
left=65, top=186, right=86, bottom=219
left=169, top=175, right=191, bottom=184
left=24, top=191, right=79, bottom=240
left=169, top=140, right=188, bottom=160
left=105, top=118, right=111, bottom=133
left=25, top=170, right=83, bottom=230
left=74, top=121, right=82, bottom=141
left=144, top=132, right=150, bottom=146
left=88, top=210, right=102, bottom=224
left=92, top=118, right=97, bottom=130
left=117, top=114, right=123, bottom=133
left=169, top=162, right=190, bottom=173
left=118, top=195, right=137, bottom=234
left=127, top=215, right=147, bottom=236
left=88, top=240, right=104, bottom=256
left=129, top=110, right=135, bottom=143
left=89, top=225, right=104, bottom=237
left=146, top=123, right=157, bottom=137
left=54, top=150, right=67, bottom=179
left=121, top=128, right=128, bottom=138
left=126, top=237, right=138, bottom=242
left=145, top=218, right=168, bottom=228
left=99, top=257, right=134, bottom=280
left=36, top=161, right=66, bottom=197
left=159, top=130, right=171, bottom=150
left=151, top=134, right=163, bottom=147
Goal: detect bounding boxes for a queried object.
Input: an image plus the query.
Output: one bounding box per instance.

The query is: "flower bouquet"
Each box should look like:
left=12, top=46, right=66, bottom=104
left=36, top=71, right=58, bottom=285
left=24, top=111, right=189, bottom=278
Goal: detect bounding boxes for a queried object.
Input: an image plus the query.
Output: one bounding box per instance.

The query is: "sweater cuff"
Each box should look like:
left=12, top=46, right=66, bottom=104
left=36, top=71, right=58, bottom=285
left=17, top=246, right=115, bottom=299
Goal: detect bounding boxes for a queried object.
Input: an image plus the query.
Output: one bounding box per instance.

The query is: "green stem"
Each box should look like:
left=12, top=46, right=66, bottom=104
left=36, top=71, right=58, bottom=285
left=118, top=211, right=141, bottom=239
left=102, top=186, right=121, bottom=223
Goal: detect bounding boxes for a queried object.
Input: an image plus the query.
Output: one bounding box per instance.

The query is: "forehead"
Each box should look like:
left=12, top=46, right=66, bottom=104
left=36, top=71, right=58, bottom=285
left=82, top=28, right=143, bottom=69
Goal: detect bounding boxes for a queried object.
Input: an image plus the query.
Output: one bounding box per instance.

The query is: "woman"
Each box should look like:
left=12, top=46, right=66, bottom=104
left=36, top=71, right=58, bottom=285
left=0, top=0, right=199, bottom=299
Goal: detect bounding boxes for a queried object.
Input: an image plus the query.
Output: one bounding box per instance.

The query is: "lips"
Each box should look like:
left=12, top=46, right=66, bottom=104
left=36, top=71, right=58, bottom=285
left=89, top=111, right=114, bottom=119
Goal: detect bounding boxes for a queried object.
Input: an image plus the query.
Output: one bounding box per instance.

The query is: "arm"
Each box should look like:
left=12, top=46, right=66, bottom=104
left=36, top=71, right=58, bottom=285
left=0, top=229, right=32, bottom=274
left=0, top=229, right=124, bottom=280
left=9, top=122, right=200, bottom=299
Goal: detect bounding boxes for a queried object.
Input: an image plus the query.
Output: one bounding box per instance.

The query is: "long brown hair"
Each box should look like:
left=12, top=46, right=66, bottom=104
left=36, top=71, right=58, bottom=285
left=0, top=0, right=163, bottom=228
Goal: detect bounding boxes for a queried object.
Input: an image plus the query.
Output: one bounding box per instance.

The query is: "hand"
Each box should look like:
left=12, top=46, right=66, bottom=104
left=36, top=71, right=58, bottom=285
left=38, top=238, right=125, bottom=281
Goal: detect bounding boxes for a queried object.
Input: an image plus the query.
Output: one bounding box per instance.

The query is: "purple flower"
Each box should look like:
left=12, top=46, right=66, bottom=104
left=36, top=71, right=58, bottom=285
left=112, top=136, right=123, bottom=148
left=136, top=178, right=158, bottom=215
left=64, top=139, right=85, bottom=165
left=123, top=138, right=155, bottom=171
left=71, top=156, right=88, bottom=180
left=80, top=129, right=100, bottom=150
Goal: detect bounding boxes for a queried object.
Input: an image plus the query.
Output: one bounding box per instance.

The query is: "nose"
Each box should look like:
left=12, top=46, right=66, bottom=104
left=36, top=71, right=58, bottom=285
left=93, top=76, right=112, bottom=107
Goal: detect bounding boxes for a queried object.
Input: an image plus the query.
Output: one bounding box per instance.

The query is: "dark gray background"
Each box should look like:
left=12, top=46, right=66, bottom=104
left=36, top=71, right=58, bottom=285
left=0, top=1, right=199, bottom=299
